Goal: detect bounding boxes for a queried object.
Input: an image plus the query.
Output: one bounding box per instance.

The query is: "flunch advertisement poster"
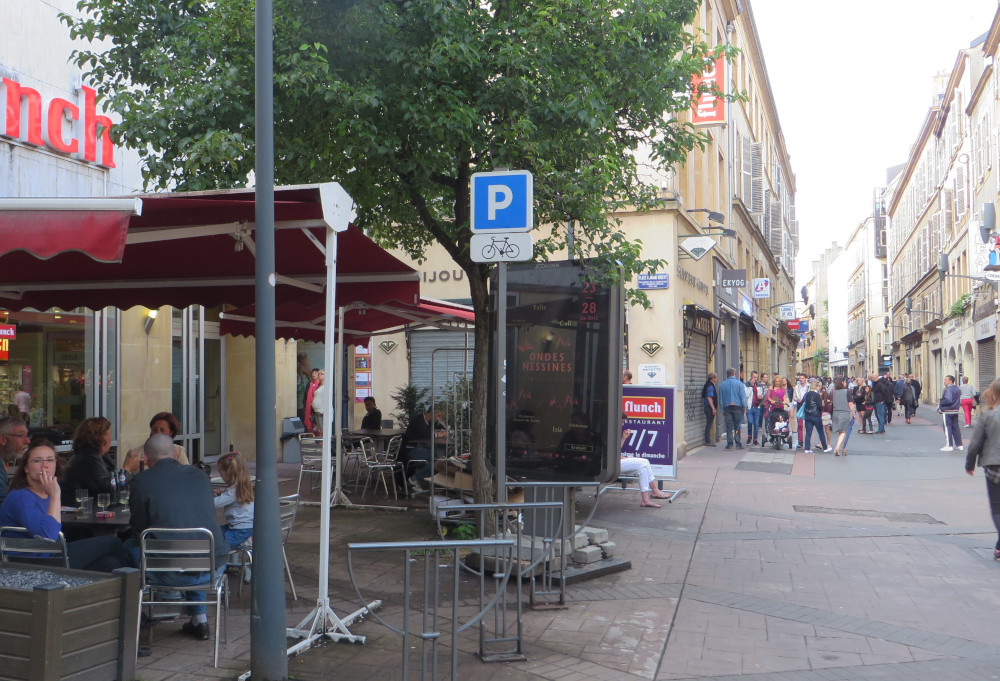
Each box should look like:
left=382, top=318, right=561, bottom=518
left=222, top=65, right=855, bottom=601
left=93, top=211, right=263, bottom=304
left=622, top=385, right=677, bottom=479
left=691, top=54, right=726, bottom=126
left=0, top=324, right=14, bottom=361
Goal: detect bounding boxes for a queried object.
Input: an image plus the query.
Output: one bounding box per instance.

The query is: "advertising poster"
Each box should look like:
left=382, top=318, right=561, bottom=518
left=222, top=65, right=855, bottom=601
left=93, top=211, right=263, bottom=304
left=622, top=385, right=677, bottom=480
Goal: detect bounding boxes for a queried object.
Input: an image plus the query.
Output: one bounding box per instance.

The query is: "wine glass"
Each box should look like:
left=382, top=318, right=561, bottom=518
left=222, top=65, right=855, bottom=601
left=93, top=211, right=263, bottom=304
left=96, top=493, right=110, bottom=512
left=75, top=488, right=88, bottom=507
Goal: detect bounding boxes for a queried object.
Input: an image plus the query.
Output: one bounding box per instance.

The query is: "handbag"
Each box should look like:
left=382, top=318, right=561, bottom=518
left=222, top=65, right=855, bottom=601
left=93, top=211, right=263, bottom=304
left=796, top=402, right=806, bottom=419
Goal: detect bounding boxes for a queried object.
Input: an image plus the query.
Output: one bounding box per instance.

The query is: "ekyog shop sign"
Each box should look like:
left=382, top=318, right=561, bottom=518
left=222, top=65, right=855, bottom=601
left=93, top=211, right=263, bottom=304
left=2, top=78, right=117, bottom=168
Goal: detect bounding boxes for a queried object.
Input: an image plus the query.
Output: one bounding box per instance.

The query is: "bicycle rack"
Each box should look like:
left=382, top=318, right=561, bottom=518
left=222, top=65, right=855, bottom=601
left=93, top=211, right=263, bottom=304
left=347, top=538, right=515, bottom=681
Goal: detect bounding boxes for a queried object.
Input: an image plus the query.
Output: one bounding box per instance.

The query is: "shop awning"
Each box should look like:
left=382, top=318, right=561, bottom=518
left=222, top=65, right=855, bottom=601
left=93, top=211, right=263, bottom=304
left=0, top=198, right=142, bottom=262
left=219, top=297, right=475, bottom=344
left=0, top=185, right=419, bottom=312
left=753, top=319, right=769, bottom=336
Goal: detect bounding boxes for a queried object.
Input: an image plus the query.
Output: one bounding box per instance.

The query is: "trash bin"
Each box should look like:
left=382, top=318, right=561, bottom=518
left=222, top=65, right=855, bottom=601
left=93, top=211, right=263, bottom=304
left=281, top=417, right=306, bottom=463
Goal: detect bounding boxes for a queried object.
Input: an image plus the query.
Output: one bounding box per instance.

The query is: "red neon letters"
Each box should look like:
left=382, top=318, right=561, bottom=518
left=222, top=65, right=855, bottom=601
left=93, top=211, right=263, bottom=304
left=2, top=78, right=116, bottom=168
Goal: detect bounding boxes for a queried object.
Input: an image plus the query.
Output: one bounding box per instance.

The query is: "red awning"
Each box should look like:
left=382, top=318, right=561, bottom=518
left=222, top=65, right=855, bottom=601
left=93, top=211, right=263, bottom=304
left=0, top=185, right=419, bottom=312
left=220, top=298, right=475, bottom=344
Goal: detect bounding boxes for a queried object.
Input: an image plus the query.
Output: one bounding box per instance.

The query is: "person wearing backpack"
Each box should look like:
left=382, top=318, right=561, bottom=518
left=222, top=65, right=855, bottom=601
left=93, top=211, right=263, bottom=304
left=801, top=379, right=833, bottom=454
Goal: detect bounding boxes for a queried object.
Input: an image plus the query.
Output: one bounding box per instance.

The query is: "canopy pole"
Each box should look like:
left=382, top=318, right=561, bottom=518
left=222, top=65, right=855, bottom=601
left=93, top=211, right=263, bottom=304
left=284, top=222, right=378, bottom=654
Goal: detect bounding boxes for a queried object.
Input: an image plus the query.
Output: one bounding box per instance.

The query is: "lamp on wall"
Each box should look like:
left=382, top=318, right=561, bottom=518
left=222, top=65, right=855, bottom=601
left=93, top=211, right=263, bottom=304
left=689, top=208, right=726, bottom=223
left=144, top=309, right=158, bottom=335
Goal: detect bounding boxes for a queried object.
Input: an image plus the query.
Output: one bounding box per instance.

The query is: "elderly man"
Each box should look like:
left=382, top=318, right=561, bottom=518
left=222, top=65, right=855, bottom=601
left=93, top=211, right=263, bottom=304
left=0, top=416, right=30, bottom=508
left=128, top=433, right=229, bottom=642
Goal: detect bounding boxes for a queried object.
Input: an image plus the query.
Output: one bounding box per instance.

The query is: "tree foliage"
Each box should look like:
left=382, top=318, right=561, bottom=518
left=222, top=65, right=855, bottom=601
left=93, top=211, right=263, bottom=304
left=62, top=0, right=725, bottom=501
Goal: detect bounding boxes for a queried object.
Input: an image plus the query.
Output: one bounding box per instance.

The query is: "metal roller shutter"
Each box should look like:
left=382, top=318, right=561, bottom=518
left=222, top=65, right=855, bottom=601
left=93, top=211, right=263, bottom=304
left=409, top=330, right=475, bottom=398
left=684, top=330, right=711, bottom=446
left=978, top=338, right=996, bottom=393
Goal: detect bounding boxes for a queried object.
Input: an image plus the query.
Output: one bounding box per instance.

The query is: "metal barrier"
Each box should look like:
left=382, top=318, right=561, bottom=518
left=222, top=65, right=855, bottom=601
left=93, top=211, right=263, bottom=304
left=347, top=538, right=514, bottom=681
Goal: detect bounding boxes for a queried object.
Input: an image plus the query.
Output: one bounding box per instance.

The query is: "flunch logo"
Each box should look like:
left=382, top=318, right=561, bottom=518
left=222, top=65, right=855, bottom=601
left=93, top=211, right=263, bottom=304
left=0, top=325, right=15, bottom=339
left=2, top=78, right=116, bottom=168
left=622, top=396, right=666, bottom=420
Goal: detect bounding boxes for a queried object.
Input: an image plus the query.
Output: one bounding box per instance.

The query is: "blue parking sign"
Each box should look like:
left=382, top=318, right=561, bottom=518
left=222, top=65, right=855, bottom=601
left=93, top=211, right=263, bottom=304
left=470, top=170, right=533, bottom=232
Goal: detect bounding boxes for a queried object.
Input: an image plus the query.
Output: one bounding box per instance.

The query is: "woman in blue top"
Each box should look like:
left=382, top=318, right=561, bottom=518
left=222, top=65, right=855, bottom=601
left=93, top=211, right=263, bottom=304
left=0, top=439, right=128, bottom=572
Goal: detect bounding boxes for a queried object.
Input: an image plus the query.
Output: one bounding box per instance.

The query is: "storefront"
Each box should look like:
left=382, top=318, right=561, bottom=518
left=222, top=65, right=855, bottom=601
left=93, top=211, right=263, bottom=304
left=975, top=299, right=998, bottom=392
left=682, top=304, right=714, bottom=446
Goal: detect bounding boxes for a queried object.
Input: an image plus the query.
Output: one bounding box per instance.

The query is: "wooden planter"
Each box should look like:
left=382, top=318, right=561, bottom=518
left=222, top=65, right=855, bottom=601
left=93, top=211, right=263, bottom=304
left=0, top=565, right=139, bottom=681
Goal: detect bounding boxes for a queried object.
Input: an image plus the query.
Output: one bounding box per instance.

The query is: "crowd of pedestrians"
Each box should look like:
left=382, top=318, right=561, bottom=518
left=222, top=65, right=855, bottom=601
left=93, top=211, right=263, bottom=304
left=698, top=370, right=980, bottom=455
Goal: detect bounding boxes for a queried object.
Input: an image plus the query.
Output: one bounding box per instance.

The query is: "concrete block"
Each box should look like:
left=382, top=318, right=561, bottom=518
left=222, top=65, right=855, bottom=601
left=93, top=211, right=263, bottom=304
left=571, top=545, right=603, bottom=564
left=598, top=541, right=616, bottom=558
left=581, top=527, right=609, bottom=545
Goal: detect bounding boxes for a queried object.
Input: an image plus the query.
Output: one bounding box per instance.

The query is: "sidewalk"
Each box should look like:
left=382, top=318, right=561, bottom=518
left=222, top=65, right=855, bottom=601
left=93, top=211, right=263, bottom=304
left=134, top=410, right=1000, bottom=681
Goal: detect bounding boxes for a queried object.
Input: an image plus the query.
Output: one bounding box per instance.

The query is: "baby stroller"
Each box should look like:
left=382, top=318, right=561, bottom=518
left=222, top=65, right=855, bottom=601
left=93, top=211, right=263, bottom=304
left=765, top=408, right=793, bottom=450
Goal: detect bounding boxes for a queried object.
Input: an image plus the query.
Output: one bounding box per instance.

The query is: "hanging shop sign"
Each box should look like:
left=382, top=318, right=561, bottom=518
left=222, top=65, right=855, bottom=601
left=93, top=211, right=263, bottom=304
left=0, top=324, right=13, bottom=361
left=691, top=55, right=726, bottom=126
left=751, top=278, right=771, bottom=298
left=1, top=78, right=117, bottom=168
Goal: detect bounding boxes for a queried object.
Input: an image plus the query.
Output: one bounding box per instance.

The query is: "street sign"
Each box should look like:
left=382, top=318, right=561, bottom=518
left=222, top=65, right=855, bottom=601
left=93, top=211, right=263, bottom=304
left=471, top=232, right=533, bottom=262
left=470, top=170, right=533, bottom=232
left=637, top=273, right=670, bottom=290
left=799, top=320, right=810, bottom=332
left=786, top=319, right=800, bottom=330
left=779, top=304, right=795, bottom=320
left=751, top=278, right=771, bottom=298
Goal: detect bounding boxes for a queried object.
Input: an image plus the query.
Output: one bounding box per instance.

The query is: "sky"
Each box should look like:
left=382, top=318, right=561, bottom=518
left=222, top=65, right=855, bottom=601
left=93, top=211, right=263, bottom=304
left=750, top=0, right=1000, bottom=279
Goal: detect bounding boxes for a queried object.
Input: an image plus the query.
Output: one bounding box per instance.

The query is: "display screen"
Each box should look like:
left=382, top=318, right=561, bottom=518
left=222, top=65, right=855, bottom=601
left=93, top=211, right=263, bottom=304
left=488, top=259, right=622, bottom=483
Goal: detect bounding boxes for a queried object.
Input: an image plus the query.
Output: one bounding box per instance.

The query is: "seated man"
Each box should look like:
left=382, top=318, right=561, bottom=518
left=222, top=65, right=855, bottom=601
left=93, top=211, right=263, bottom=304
left=402, top=404, right=446, bottom=491
left=360, top=396, right=382, bottom=430
left=127, top=433, right=229, bottom=641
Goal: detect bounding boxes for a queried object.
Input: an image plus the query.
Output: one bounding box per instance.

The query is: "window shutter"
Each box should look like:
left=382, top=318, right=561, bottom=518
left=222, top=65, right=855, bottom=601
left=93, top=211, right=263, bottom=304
left=943, top=188, right=954, bottom=242
left=741, top=135, right=753, bottom=203
left=750, top=142, right=764, bottom=217
left=768, top=198, right=783, bottom=255
left=955, top=165, right=967, bottom=222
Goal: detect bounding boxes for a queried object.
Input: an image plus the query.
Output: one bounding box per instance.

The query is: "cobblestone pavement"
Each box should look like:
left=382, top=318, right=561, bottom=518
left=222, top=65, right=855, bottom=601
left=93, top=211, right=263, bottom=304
left=134, top=408, right=1000, bottom=681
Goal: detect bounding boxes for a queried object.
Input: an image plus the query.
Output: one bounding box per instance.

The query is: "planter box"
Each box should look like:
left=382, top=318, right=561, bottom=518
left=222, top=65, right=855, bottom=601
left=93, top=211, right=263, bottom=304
left=0, top=564, right=139, bottom=681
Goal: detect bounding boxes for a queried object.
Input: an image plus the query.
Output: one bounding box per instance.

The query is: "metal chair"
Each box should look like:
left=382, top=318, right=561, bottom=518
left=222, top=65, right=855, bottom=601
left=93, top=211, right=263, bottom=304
left=233, top=494, right=299, bottom=601
left=138, top=527, right=228, bottom=667
left=0, top=526, right=70, bottom=568
left=370, top=435, right=404, bottom=499
left=351, top=437, right=379, bottom=494
left=297, top=434, right=325, bottom=495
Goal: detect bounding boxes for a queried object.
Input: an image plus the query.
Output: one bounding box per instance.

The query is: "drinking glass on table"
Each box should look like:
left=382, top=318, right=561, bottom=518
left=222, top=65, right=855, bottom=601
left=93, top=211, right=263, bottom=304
left=96, top=493, right=110, bottom=512
left=117, top=488, right=130, bottom=506
left=75, top=488, right=88, bottom=508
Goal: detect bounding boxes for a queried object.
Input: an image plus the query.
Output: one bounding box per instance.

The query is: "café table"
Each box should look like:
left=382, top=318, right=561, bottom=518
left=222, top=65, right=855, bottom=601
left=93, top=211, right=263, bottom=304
left=61, top=505, right=132, bottom=536
left=348, top=428, right=406, bottom=452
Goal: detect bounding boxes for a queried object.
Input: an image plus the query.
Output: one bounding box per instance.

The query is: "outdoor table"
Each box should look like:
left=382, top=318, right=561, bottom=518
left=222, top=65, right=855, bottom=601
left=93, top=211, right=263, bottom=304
left=348, top=428, right=405, bottom=452
left=61, top=506, right=132, bottom=536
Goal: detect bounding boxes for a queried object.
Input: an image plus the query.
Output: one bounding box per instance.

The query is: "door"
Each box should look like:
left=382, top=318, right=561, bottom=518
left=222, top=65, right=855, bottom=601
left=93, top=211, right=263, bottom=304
left=171, top=306, right=225, bottom=462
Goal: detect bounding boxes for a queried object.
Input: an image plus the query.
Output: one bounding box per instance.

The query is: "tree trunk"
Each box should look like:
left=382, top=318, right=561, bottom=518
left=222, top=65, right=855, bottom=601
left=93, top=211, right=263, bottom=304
left=466, top=266, right=495, bottom=505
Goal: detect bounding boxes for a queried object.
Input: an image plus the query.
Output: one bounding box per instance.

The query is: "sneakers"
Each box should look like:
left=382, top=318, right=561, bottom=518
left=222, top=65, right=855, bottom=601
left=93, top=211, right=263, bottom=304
left=823, top=447, right=834, bottom=453
left=242, top=565, right=252, bottom=583
left=182, top=621, right=210, bottom=641
left=940, top=446, right=954, bottom=452
left=408, top=476, right=424, bottom=492
left=958, top=446, right=965, bottom=451
left=752, top=439, right=759, bottom=445
left=804, top=449, right=814, bottom=454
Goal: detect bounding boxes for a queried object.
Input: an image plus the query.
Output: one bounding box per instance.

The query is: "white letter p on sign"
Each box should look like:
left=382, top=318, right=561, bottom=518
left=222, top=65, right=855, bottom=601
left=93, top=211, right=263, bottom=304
left=488, top=185, right=513, bottom=220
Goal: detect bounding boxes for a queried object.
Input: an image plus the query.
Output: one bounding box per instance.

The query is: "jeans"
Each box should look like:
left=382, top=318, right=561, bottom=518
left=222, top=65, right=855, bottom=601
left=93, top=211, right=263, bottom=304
left=746, top=406, right=762, bottom=441
left=723, top=406, right=743, bottom=447
left=222, top=525, right=253, bottom=549
left=407, top=446, right=433, bottom=482
left=985, top=468, right=1000, bottom=550
left=703, top=405, right=716, bottom=444
left=803, top=414, right=826, bottom=450
left=67, top=535, right=130, bottom=572
left=874, top=402, right=886, bottom=432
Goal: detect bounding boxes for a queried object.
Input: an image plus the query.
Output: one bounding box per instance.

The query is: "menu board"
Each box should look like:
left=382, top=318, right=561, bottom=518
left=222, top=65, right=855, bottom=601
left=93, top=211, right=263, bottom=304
left=488, top=260, right=623, bottom=483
